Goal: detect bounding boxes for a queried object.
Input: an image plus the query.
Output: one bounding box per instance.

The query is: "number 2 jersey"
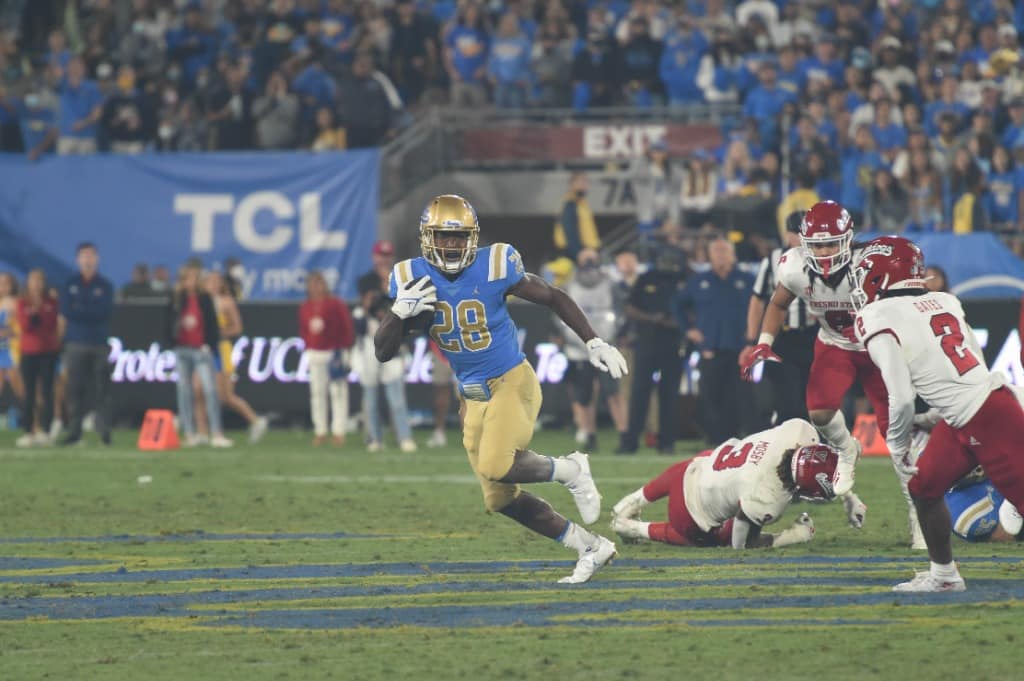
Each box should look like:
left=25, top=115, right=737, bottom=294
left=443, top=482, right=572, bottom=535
left=854, top=291, right=1005, bottom=430
left=389, top=243, right=527, bottom=388
left=684, top=419, right=820, bottom=531
left=776, top=246, right=864, bottom=351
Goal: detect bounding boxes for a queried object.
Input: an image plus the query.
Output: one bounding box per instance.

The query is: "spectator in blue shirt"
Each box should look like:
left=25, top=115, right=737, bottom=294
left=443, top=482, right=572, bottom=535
left=1000, top=98, right=1024, bottom=149
left=870, top=97, right=908, bottom=162
left=985, top=145, right=1018, bottom=227
left=292, top=57, right=338, bottom=131
left=840, top=124, right=884, bottom=225
left=46, top=29, right=72, bottom=71
left=675, top=238, right=754, bottom=444
left=799, top=36, right=844, bottom=90
left=924, top=75, right=970, bottom=137
left=56, top=56, right=105, bottom=155
left=743, top=61, right=794, bottom=149
left=0, top=86, right=57, bottom=160
left=59, top=242, right=114, bottom=447
left=445, top=3, right=490, bottom=107
left=487, top=13, right=532, bottom=109
left=775, top=45, right=803, bottom=99
left=659, top=19, right=706, bottom=107
left=165, top=4, right=219, bottom=90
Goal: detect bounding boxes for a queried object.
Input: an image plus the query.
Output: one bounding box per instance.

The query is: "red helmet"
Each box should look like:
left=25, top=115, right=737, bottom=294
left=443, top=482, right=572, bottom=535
left=800, top=200, right=854, bottom=277
left=791, top=444, right=839, bottom=501
left=851, top=236, right=927, bottom=310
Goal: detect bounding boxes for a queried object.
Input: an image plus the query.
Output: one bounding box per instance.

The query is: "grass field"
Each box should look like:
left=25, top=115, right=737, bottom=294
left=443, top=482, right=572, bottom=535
left=0, top=428, right=1021, bottom=681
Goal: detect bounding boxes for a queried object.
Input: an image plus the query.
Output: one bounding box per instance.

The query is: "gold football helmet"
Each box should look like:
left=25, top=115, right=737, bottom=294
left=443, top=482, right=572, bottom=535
left=419, top=194, right=480, bottom=274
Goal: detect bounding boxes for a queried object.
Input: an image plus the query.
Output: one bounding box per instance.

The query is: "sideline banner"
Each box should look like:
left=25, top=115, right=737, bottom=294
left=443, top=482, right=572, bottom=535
left=0, top=150, right=378, bottom=299
left=98, top=299, right=1023, bottom=422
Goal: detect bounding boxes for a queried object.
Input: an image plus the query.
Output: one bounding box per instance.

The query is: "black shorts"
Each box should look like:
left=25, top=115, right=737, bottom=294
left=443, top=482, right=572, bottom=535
left=567, top=360, right=619, bottom=405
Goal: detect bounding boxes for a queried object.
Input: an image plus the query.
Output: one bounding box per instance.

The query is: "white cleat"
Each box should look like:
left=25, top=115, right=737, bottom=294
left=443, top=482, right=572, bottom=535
left=610, top=515, right=648, bottom=543
left=909, top=507, right=927, bottom=550
left=210, top=435, right=234, bottom=449
left=611, top=489, right=648, bottom=520
left=426, top=430, right=447, bottom=448
left=842, top=492, right=867, bottom=529
left=248, top=416, right=269, bottom=444
left=833, top=440, right=861, bottom=497
left=565, top=451, right=601, bottom=524
left=558, top=535, right=617, bottom=584
left=893, top=571, right=965, bottom=593
left=15, top=433, right=36, bottom=448
left=367, top=441, right=382, bottom=453
left=399, top=439, right=418, bottom=453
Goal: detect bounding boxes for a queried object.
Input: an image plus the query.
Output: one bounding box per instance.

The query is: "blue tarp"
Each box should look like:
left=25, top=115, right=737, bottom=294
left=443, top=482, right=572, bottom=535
left=857, top=232, right=1024, bottom=300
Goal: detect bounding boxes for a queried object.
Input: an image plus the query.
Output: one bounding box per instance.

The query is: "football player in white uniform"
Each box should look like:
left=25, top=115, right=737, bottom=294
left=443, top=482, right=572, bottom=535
left=740, top=200, right=908, bottom=541
left=610, top=419, right=835, bottom=549
left=852, top=236, right=1024, bottom=592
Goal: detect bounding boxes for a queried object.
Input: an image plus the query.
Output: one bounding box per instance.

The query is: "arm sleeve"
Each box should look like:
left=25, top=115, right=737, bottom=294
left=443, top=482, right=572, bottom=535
left=731, top=514, right=753, bottom=549
left=865, top=334, right=916, bottom=455
left=500, top=244, right=526, bottom=289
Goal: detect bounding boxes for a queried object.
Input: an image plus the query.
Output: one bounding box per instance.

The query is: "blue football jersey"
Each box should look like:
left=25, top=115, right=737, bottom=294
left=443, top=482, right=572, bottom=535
left=946, top=481, right=1005, bottom=542
left=389, top=243, right=527, bottom=390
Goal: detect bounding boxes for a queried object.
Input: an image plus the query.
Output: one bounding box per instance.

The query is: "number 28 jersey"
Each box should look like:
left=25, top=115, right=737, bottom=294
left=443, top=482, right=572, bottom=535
left=684, top=419, right=820, bottom=531
left=776, top=246, right=864, bottom=351
left=854, top=292, right=1004, bottom=428
left=389, top=243, right=527, bottom=387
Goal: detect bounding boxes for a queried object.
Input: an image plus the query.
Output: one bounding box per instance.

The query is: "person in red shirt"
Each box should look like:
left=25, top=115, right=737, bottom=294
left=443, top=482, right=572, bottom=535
left=15, top=269, right=61, bottom=447
left=300, top=271, right=355, bottom=446
left=166, top=264, right=232, bottom=448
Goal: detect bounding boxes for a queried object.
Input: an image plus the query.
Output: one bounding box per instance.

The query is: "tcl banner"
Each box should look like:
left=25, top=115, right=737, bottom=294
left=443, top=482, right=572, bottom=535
left=0, top=151, right=378, bottom=300
left=459, top=123, right=722, bottom=162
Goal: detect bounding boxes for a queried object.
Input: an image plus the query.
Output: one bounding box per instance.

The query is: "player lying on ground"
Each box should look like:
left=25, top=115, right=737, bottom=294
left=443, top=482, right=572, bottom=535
left=944, top=466, right=1023, bottom=543
left=610, top=419, right=838, bottom=549
left=909, top=408, right=1024, bottom=543
left=375, top=194, right=629, bottom=584
left=739, top=201, right=916, bottom=545
left=852, top=236, right=1024, bottom=592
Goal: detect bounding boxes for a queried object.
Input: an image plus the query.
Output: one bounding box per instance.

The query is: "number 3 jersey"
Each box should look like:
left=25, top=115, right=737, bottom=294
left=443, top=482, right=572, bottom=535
left=854, top=291, right=1005, bottom=429
left=389, top=243, right=527, bottom=388
left=776, top=246, right=864, bottom=351
left=684, top=419, right=820, bottom=531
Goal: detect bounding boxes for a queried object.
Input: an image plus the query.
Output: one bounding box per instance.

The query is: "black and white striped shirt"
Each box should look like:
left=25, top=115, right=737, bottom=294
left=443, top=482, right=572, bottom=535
left=752, top=247, right=816, bottom=332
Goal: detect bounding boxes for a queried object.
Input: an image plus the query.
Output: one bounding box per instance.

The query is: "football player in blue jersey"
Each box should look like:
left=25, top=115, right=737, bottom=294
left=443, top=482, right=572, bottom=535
left=945, top=468, right=1023, bottom=543
left=375, top=195, right=629, bottom=583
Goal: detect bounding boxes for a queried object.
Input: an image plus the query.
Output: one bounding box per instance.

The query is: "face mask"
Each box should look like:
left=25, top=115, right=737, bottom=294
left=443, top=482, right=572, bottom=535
left=576, top=266, right=602, bottom=287
left=25, top=94, right=40, bottom=108
left=163, top=88, right=178, bottom=106
left=133, top=21, right=146, bottom=35
left=158, top=124, right=174, bottom=140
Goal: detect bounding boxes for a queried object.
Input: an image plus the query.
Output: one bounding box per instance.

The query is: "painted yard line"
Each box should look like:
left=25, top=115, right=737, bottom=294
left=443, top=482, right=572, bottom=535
left=0, top=555, right=1019, bottom=585
left=3, top=579, right=1021, bottom=625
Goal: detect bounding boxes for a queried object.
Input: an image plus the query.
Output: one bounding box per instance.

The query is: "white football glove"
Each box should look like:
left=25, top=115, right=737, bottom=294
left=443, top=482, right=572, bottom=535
left=891, top=449, right=919, bottom=479
left=842, top=492, right=867, bottom=530
left=390, top=276, right=437, bottom=320
left=586, top=338, right=629, bottom=379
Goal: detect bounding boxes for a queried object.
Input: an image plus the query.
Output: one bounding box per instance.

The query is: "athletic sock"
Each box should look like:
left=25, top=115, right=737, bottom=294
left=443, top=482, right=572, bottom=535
left=558, top=521, right=597, bottom=552
left=815, top=411, right=856, bottom=455
left=930, top=561, right=959, bottom=580
left=549, top=456, right=581, bottom=484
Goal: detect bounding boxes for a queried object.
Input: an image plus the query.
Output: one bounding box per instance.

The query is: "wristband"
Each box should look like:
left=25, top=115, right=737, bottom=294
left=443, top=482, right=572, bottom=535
left=757, top=332, right=775, bottom=347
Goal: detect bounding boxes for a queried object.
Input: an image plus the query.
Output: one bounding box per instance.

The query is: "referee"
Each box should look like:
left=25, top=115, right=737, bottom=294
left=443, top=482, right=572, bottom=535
left=740, top=211, right=818, bottom=427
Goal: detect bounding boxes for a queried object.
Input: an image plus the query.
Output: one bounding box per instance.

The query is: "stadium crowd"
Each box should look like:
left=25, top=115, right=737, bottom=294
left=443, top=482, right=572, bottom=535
left=1, top=0, right=1023, bottom=244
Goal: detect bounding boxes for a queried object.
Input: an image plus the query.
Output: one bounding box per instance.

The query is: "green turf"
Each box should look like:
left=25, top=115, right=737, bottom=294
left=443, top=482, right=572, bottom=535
left=0, top=428, right=1021, bottom=681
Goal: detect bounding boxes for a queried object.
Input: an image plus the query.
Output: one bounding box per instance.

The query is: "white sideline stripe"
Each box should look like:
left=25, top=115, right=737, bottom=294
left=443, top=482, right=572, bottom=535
left=255, top=474, right=655, bottom=485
